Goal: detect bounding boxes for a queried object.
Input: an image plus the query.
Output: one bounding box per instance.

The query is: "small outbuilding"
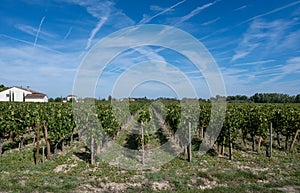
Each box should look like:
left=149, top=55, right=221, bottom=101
left=66, top=94, right=77, bottom=102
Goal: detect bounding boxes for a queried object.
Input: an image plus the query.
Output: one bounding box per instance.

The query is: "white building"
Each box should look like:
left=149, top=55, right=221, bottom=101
left=25, top=93, right=48, bottom=102
left=66, top=94, right=77, bottom=102
left=0, top=86, right=48, bottom=102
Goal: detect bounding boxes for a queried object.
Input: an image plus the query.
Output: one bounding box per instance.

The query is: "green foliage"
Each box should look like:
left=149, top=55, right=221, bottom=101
left=0, top=101, right=299, bottom=157
left=0, top=102, right=75, bottom=148
left=250, top=93, right=295, bottom=103
left=0, top=84, right=8, bottom=92
left=137, top=109, right=151, bottom=125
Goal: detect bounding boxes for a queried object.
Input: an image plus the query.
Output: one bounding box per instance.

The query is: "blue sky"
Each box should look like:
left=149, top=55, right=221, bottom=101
left=0, top=0, right=300, bottom=99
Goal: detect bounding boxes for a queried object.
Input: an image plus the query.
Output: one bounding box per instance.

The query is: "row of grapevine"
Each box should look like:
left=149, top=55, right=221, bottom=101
left=163, top=102, right=300, bottom=155
left=221, top=104, right=300, bottom=153
left=73, top=101, right=122, bottom=164
left=0, top=101, right=299, bottom=163
left=0, top=102, right=75, bottom=158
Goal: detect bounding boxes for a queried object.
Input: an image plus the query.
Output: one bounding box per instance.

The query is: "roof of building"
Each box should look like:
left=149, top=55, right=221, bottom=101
left=25, top=93, right=47, bottom=99
left=13, top=86, right=40, bottom=94
left=67, top=94, right=77, bottom=97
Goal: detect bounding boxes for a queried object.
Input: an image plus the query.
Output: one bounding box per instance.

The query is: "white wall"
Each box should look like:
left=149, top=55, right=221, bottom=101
left=0, top=90, right=10, bottom=101
left=0, top=87, right=31, bottom=102
left=25, top=96, right=48, bottom=103
left=67, top=96, right=77, bottom=101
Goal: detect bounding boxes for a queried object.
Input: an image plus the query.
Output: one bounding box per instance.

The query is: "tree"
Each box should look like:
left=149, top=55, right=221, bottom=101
left=0, top=84, right=8, bottom=92
left=295, top=94, right=300, bottom=103
left=54, top=97, right=63, bottom=102
left=226, top=95, right=249, bottom=102
left=250, top=93, right=294, bottom=103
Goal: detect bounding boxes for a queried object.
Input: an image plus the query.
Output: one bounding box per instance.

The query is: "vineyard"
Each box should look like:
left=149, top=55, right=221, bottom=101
left=0, top=100, right=299, bottom=192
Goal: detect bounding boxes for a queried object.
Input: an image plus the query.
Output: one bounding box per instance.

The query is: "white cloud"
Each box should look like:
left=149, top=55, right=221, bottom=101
left=72, top=0, right=112, bottom=49
left=232, top=19, right=294, bottom=61
left=86, top=42, right=213, bottom=98
left=15, top=23, right=54, bottom=39
left=0, top=41, right=81, bottom=97
left=278, top=28, right=300, bottom=51
left=239, top=0, right=300, bottom=25
left=267, top=57, right=300, bottom=83
left=0, top=34, right=62, bottom=53
left=219, top=56, right=300, bottom=96
left=109, top=61, right=199, bottom=99
left=233, top=60, right=276, bottom=66
left=101, top=46, right=169, bottom=77
left=61, top=0, right=134, bottom=49
left=15, top=24, right=37, bottom=36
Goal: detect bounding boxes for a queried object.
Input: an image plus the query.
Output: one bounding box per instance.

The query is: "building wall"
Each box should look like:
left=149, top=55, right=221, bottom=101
left=25, top=96, right=48, bottom=103
left=67, top=96, right=77, bottom=101
left=0, top=90, right=10, bottom=101
left=0, top=87, right=31, bottom=102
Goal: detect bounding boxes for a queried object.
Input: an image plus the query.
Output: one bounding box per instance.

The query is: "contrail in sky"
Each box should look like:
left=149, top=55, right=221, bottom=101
left=0, top=33, right=62, bottom=53
left=64, top=27, right=73, bottom=40
left=176, top=0, right=218, bottom=25
left=138, top=0, right=186, bottom=24
left=34, top=16, right=45, bottom=47
left=238, top=0, right=300, bottom=25
left=86, top=17, right=107, bottom=49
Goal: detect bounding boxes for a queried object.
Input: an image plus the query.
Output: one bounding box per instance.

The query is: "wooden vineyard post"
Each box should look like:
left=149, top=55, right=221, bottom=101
left=33, top=134, right=36, bottom=145
left=19, top=136, right=24, bottom=152
left=35, top=122, right=40, bottom=166
left=91, top=136, right=95, bottom=165
left=290, top=129, right=299, bottom=152
left=70, top=129, right=74, bottom=145
left=141, top=125, right=145, bottom=165
left=229, top=127, right=233, bottom=160
left=276, top=131, right=281, bottom=148
left=267, top=122, right=273, bottom=158
left=0, top=139, right=5, bottom=157
left=62, top=140, right=65, bottom=152
left=43, top=120, right=51, bottom=160
left=54, top=143, right=58, bottom=155
left=187, top=122, right=192, bottom=162
left=42, top=146, right=45, bottom=163
left=0, top=140, right=2, bottom=157
left=270, top=122, right=273, bottom=157
left=96, top=142, right=101, bottom=155
left=257, top=136, right=262, bottom=153
left=251, top=134, right=255, bottom=152
left=221, top=145, right=225, bottom=155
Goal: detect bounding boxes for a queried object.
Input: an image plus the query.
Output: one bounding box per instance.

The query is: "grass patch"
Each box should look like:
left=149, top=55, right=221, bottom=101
left=212, top=169, right=258, bottom=183
left=0, top=140, right=299, bottom=192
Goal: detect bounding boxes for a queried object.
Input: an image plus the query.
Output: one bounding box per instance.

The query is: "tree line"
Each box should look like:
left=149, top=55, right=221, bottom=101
left=226, top=93, right=300, bottom=103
